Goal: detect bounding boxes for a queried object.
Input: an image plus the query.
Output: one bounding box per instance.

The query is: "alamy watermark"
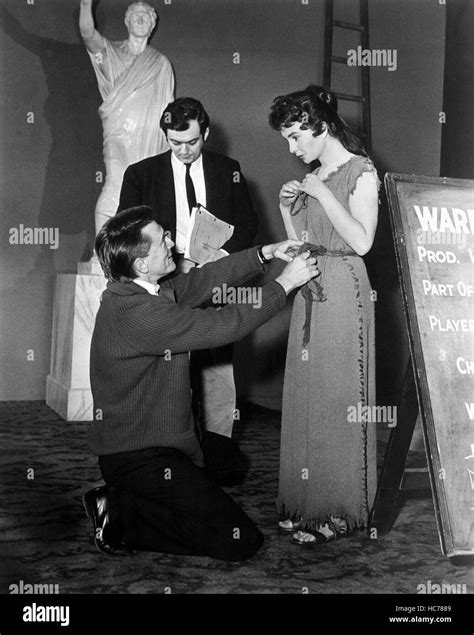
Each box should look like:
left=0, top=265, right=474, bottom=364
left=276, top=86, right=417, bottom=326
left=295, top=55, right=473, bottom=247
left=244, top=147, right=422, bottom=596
left=416, top=228, right=466, bottom=250
left=417, top=580, right=467, bottom=594
left=23, top=603, right=70, bottom=627
left=347, top=46, right=397, bottom=72
left=9, top=580, right=59, bottom=594
left=347, top=402, right=397, bottom=427
left=212, top=284, right=262, bottom=309
left=9, top=224, right=59, bottom=250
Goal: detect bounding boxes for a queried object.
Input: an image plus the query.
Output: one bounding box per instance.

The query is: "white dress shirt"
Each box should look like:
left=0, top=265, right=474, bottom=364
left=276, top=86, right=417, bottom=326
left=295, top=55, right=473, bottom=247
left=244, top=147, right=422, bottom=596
left=171, top=153, right=206, bottom=254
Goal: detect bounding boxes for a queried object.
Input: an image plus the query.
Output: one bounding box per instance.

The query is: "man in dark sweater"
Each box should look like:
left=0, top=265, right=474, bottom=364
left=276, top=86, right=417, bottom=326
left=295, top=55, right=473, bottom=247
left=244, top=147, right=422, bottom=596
left=83, top=205, right=318, bottom=561
left=118, top=97, right=259, bottom=453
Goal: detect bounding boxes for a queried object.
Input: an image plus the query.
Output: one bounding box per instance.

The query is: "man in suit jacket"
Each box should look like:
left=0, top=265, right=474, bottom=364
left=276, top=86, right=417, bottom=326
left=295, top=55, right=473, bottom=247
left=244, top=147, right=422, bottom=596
left=84, top=205, right=318, bottom=558
left=117, top=98, right=259, bottom=463
left=118, top=97, right=258, bottom=257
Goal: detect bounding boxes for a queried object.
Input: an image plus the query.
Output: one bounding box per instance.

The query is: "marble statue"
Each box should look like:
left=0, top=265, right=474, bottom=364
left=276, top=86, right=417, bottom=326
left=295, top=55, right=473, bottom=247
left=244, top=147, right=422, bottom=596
left=79, top=0, right=175, bottom=233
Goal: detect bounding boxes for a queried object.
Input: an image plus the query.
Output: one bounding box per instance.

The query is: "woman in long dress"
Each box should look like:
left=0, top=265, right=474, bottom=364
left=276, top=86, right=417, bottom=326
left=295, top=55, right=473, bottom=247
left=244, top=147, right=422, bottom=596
left=269, top=85, right=380, bottom=545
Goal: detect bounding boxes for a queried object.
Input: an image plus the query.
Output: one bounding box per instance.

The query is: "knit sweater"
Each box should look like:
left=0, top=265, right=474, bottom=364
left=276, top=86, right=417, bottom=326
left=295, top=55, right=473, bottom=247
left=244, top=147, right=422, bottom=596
left=88, top=247, right=286, bottom=465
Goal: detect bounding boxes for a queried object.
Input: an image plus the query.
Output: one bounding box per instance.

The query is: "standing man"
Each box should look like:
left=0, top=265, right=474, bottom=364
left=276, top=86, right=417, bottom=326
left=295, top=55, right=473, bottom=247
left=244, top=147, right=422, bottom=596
left=117, top=98, right=259, bottom=467
left=84, top=205, right=318, bottom=559
left=79, top=1, right=174, bottom=233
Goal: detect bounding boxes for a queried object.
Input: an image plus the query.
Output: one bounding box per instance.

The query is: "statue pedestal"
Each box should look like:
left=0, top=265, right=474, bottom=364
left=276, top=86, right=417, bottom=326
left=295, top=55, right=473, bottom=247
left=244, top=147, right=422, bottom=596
left=46, top=264, right=106, bottom=421
left=77, top=259, right=103, bottom=276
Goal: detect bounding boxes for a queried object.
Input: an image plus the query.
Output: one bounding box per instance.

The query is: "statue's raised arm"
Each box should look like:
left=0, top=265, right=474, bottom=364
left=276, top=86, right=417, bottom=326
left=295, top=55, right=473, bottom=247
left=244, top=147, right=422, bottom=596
left=79, top=1, right=175, bottom=235
left=79, top=0, right=105, bottom=55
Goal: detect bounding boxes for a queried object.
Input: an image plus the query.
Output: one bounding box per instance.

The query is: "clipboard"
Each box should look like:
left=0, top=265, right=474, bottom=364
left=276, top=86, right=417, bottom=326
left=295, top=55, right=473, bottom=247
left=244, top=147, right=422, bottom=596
left=184, top=204, right=234, bottom=264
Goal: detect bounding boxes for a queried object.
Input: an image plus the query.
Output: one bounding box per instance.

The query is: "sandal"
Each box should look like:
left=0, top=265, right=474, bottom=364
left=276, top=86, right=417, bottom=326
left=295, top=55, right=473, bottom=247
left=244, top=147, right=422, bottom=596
left=278, top=518, right=303, bottom=533
left=328, top=517, right=349, bottom=538
left=290, top=529, right=335, bottom=547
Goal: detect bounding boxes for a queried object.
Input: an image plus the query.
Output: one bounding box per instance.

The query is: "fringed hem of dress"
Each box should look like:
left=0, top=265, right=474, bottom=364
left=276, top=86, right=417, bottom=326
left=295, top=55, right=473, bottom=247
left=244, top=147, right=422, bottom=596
left=277, top=500, right=367, bottom=532
left=343, top=256, right=370, bottom=520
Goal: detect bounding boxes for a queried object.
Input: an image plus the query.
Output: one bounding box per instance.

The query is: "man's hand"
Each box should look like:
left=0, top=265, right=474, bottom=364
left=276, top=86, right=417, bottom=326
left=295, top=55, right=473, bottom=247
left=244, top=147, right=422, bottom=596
left=275, top=250, right=319, bottom=295
left=262, top=240, right=304, bottom=263
left=279, top=180, right=303, bottom=208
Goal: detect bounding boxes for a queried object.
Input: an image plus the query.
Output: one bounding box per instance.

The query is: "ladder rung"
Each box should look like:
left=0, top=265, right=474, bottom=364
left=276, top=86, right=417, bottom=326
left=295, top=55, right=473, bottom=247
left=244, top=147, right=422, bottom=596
left=331, top=55, right=347, bottom=64
left=333, top=20, right=364, bottom=32
left=334, top=92, right=366, bottom=103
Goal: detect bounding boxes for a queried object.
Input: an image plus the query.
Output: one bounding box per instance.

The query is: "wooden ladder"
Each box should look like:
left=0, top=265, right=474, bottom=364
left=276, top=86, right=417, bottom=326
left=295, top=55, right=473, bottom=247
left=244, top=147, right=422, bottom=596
left=323, top=0, right=372, bottom=152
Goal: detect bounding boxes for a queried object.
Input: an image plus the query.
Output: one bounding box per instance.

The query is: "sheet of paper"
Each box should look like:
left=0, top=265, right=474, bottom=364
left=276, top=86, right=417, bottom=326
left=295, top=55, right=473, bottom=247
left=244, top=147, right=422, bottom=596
left=185, top=204, right=234, bottom=263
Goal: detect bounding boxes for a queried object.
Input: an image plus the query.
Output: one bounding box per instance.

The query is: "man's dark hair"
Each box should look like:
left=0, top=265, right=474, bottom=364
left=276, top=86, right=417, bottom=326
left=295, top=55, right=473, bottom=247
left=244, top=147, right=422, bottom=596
left=160, top=97, right=210, bottom=136
left=95, top=206, right=154, bottom=282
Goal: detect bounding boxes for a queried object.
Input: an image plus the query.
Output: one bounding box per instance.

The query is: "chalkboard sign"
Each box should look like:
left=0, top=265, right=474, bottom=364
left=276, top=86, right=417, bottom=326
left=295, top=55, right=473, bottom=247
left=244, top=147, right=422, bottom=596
left=386, top=173, right=474, bottom=557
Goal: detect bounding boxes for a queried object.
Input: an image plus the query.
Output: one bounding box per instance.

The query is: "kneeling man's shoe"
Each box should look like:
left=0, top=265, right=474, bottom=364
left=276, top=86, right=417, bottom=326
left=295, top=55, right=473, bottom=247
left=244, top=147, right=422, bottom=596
left=83, top=486, right=128, bottom=556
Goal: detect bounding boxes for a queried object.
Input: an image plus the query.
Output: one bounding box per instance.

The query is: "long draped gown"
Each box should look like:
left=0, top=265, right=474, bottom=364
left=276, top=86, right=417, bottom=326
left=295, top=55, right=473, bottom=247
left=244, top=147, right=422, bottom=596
left=87, top=39, right=175, bottom=231
left=277, top=155, right=380, bottom=530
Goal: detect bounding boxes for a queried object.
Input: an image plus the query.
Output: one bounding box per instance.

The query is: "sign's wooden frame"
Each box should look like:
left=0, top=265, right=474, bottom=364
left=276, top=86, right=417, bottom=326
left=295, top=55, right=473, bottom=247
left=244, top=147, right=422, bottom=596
left=371, top=173, right=474, bottom=558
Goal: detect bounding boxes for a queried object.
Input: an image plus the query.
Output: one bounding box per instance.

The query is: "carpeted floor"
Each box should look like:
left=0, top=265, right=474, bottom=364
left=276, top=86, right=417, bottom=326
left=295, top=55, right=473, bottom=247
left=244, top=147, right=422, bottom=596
left=0, top=400, right=472, bottom=595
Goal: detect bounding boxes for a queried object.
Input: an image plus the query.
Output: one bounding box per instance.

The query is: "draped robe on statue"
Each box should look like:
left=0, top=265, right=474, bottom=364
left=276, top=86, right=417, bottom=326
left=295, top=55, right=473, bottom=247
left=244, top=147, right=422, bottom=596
left=88, top=39, right=174, bottom=231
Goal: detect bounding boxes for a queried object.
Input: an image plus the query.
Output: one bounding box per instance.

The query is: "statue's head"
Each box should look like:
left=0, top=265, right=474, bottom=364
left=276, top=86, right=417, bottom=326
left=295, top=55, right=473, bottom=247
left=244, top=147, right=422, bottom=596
left=124, top=2, right=158, bottom=39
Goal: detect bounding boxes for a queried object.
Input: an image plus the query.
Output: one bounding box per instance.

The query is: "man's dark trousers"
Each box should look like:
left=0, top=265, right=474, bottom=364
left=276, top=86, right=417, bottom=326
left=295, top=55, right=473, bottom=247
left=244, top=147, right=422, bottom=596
left=99, top=447, right=263, bottom=561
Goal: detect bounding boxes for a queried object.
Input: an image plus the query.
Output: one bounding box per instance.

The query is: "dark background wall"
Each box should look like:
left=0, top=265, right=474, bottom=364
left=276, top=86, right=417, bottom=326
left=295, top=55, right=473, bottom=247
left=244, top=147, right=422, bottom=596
left=441, top=0, right=474, bottom=179
left=368, top=0, right=446, bottom=405
left=0, top=0, right=448, bottom=405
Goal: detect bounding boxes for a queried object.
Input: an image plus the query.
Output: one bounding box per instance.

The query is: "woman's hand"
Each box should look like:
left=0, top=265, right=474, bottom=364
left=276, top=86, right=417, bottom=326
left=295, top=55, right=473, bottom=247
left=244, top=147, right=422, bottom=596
left=262, top=239, right=304, bottom=263
left=279, top=180, right=303, bottom=207
left=299, top=170, right=379, bottom=256
left=299, top=173, right=328, bottom=200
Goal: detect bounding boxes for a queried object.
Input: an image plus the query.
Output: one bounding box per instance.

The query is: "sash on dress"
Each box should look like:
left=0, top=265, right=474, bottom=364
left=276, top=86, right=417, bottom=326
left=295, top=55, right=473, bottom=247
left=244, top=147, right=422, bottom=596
left=294, top=242, right=356, bottom=347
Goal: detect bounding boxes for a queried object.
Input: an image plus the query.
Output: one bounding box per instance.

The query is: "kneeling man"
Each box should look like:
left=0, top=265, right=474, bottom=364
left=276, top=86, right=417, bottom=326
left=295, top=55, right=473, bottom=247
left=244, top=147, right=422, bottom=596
left=84, top=205, right=318, bottom=560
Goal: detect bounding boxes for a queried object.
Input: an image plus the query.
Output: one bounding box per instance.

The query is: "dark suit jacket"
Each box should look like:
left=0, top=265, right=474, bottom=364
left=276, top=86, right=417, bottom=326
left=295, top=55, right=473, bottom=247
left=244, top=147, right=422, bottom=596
left=118, top=150, right=259, bottom=253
